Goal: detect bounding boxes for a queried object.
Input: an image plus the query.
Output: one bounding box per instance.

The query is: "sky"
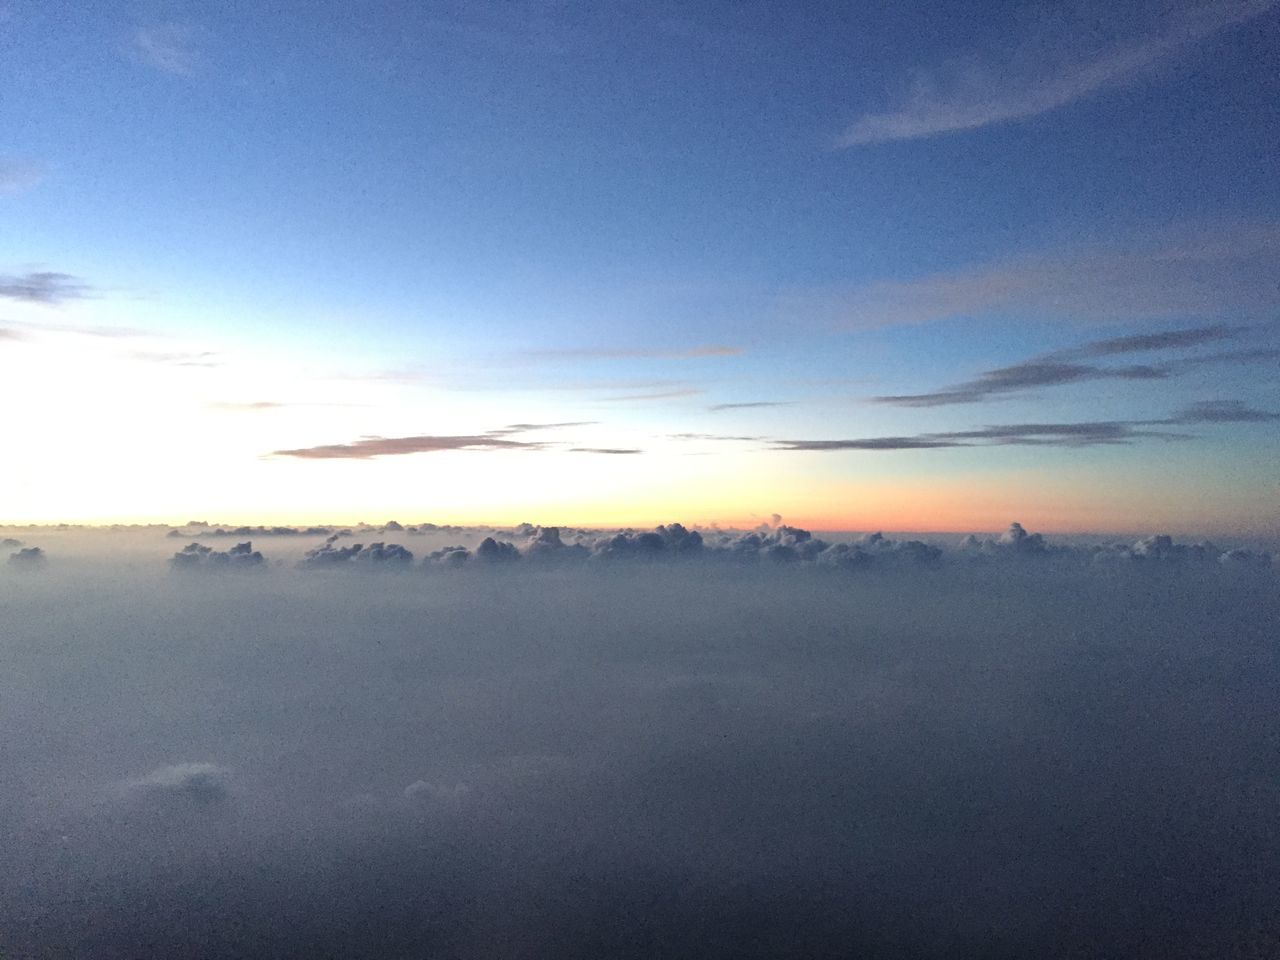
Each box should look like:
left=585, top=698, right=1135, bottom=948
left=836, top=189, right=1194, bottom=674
left=2, top=0, right=1278, bottom=533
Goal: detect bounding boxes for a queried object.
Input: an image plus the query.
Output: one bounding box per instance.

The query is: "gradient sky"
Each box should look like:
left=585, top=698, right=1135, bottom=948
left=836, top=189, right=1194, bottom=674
left=2, top=0, right=1278, bottom=533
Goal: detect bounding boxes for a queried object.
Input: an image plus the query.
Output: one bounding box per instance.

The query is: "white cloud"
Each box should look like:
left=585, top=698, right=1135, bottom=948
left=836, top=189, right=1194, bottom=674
left=132, top=22, right=202, bottom=75
left=841, top=0, right=1278, bottom=145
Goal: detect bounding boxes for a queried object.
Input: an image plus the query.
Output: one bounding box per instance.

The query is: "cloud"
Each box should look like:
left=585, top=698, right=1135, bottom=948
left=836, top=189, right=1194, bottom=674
left=0, top=271, right=89, bottom=305
left=797, top=223, right=1280, bottom=328
left=127, top=762, right=229, bottom=803
left=596, top=389, right=703, bottom=402
left=0, top=157, right=44, bottom=197
left=1055, top=323, right=1236, bottom=358
left=0, top=326, right=24, bottom=342
left=1167, top=400, right=1280, bottom=423
left=273, top=435, right=544, bottom=460
left=300, top=537, right=415, bottom=568
left=707, top=401, right=794, bottom=412
left=7, top=546, right=46, bottom=566
left=872, top=324, right=1272, bottom=407
left=873, top=360, right=1167, bottom=407
left=132, top=22, right=201, bottom=75
left=567, top=447, right=643, bottom=455
left=3, top=525, right=1277, bottom=959
left=840, top=0, right=1278, bottom=145
left=170, top=541, right=266, bottom=570
left=521, top=344, right=741, bottom=361
left=131, top=349, right=221, bottom=367
left=492, top=422, right=598, bottom=434
left=775, top=419, right=1185, bottom=451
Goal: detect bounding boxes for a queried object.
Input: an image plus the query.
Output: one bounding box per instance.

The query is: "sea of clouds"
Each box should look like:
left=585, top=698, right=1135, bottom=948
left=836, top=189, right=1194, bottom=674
left=2, top=521, right=1277, bottom=958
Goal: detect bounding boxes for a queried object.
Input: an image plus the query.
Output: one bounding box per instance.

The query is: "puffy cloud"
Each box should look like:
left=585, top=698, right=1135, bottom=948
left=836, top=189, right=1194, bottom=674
left=959, top=522, right=1053, bottom=557
left=7, top=545, right=46, bottom=566
left=300, top=537, right=414, bottom=568
left=474, top=537, right=521, bottom=563
left=170, top=541, right=265, bottom=569
left=1, top=537, right=23, bottom=547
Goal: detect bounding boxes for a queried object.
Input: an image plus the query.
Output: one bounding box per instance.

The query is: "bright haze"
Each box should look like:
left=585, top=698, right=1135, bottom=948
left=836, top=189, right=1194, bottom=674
left=3, top=2, right=1280, bottom=958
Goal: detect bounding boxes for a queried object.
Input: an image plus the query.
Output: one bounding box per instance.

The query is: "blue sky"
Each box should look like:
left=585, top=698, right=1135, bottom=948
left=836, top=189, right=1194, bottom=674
left=1, top=0, right=1277, bottom=531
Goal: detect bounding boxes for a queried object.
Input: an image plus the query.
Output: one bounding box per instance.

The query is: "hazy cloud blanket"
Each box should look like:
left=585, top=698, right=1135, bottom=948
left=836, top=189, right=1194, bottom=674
left=1, top=536, right=1278, bottom=958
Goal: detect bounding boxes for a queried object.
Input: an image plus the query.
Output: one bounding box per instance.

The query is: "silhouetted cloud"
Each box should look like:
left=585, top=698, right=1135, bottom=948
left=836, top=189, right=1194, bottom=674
left=7, top=546, right=45, bottom=566
left=873, top=324, right=1274, bottom=406
left=775, top=420, right=1184, bottom=451
left=300, top=537, right=414, bottom=568
left=840, top=0, right=1276, bottom=145
left=170, top=541, right=265, bottom=570
left=1167, top=400, right=1280, bottom=423
left=707, top=401, right=793, bottom=412
left=874, top=360, right=1166, bottom=407
left=0, top=271, right=88, bottom=304
left=1056, top=323, right=1236, bottom=358
left=274, top=435, right=544, bottom=459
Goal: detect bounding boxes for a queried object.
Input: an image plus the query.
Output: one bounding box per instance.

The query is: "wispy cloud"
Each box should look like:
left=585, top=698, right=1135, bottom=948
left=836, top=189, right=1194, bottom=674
left=273, top=435, right=545, bottom=460
left=596, top=388, right=703, bottom=402
left=272, top=429, right=645, bottom=460
left=489, top=421, right=598, bottom=434
left=775, top=420, right=1186, bottom=451
left=707, top=401, right=794, bottom=412
left=841, top=0, right=1278, bottom=145
left=521, top=344, right=742, bottom=361
left=797, top=223, right=1280, bottom=328
left=872, top=324, right=1274, bottom=407
left=132, top=349, right=221, bottom=368
left=0, top=271, right=89, bottom=305
left=1166, top=400, right=1280, bottom=423
left=0, top=326, right=24, bottom=342
left=132, top=22, right=202, bottom=75
left=0, top=157, right=44, bottom=197
left=1052, top=323, right=1235, bottom=358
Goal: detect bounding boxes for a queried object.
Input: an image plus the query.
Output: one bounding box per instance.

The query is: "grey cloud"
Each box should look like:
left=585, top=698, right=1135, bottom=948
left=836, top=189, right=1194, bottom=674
left=300, top=537, right=414, bottom=568
left=170, top=541, right=266, bottom=570
left=7, top=546, right=46, bottom=566
left=873, top=324, right=1273, bottom=407
left=568, top=447, right=643, bottom=455
left=0, top=271, right=88, bottom=305
left=707, top=401, right=793, bottom=412
left=775, top=420, right=1183, bottom=452
left=1060, top=323, right=1236, bottom=358
left=1167, top=400, right=1280, bottom=423
left=274, top=435, right=544, bottom=459
left=3, top=524, right=1278, bottom=960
